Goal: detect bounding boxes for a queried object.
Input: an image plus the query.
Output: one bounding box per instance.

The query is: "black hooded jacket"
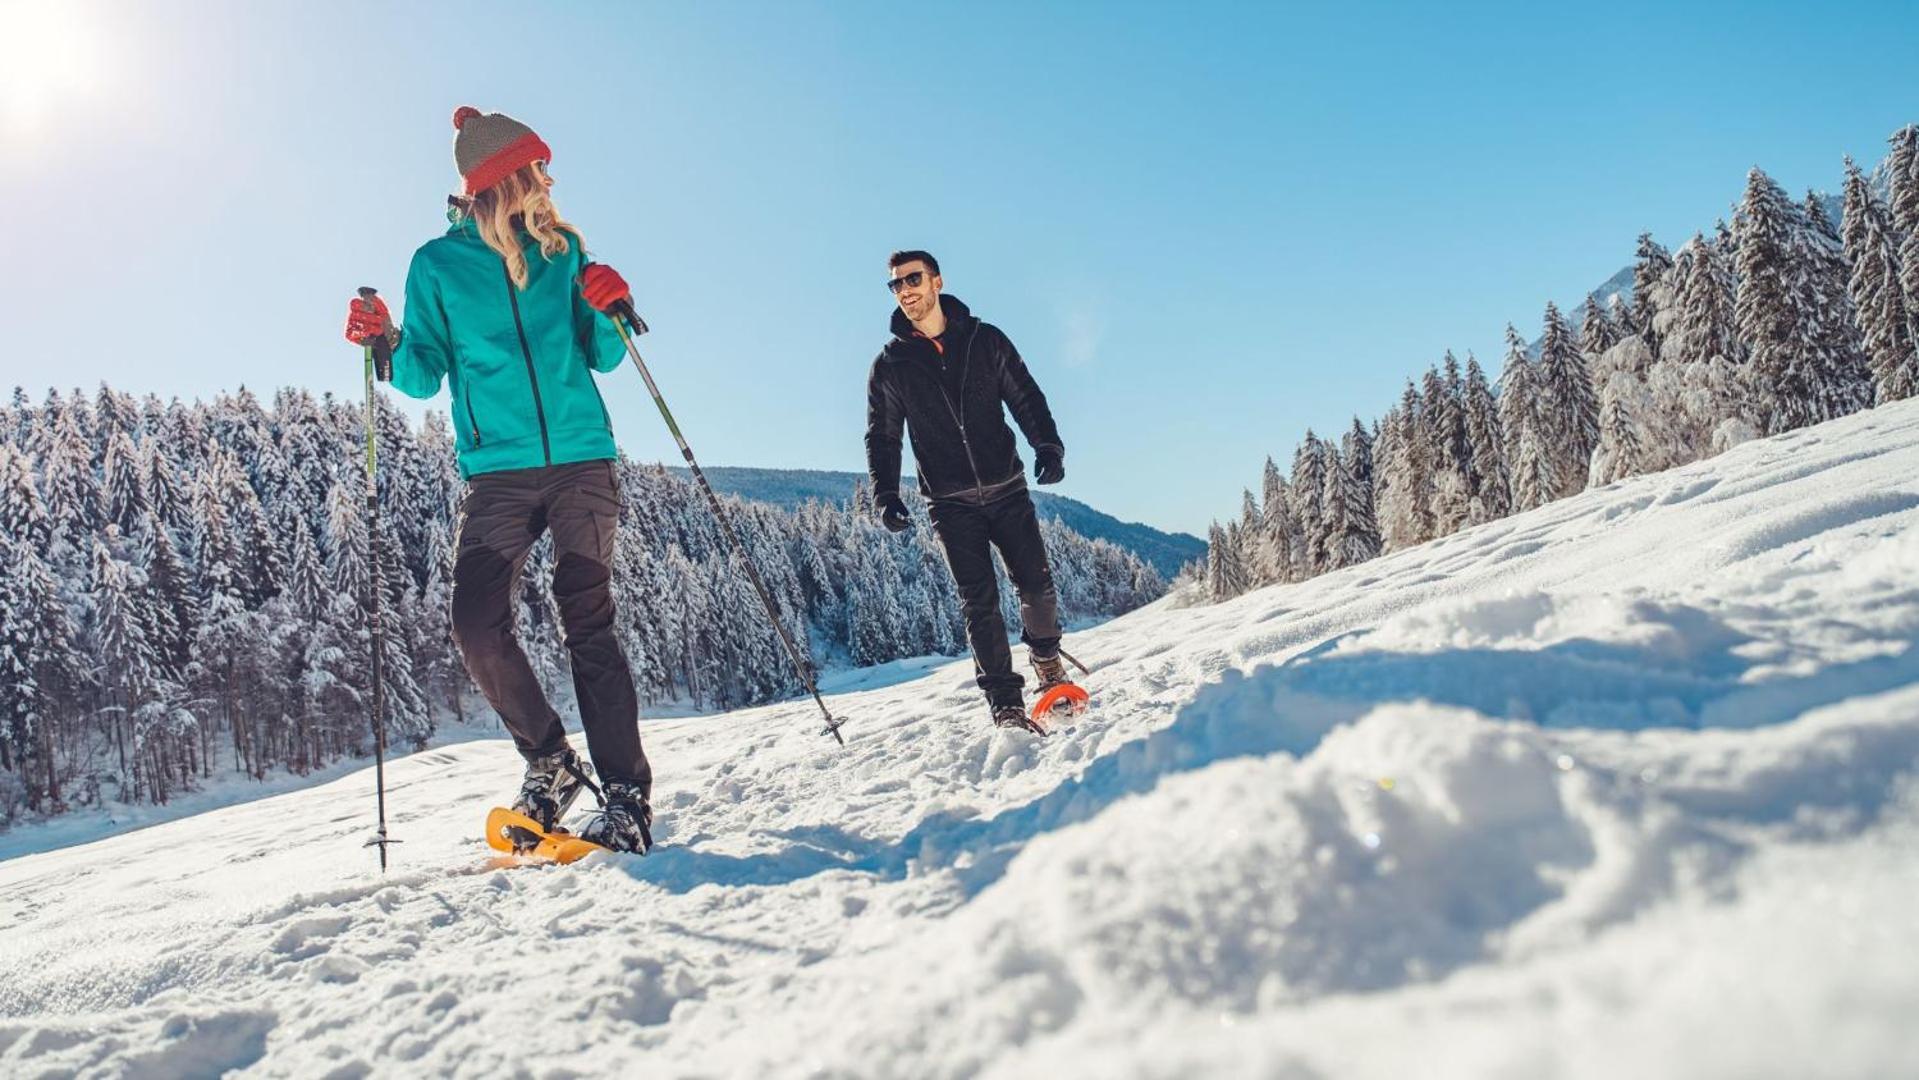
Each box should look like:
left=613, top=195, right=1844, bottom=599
left=865, top=294, right=1064, bottom=506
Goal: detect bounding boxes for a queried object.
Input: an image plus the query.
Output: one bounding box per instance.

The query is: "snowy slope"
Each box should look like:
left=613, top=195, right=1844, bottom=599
left=4, top=401, right=1919, bottom=1078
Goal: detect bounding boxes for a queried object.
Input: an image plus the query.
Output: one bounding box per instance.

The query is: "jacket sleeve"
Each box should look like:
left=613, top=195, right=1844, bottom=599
left=574, top=251, right=629, bottom=374
left=864, top=358, right=905, bottom=506
left=390, top=248, right=450, bottom=401
left=994, top=327, right=1064, bottom=457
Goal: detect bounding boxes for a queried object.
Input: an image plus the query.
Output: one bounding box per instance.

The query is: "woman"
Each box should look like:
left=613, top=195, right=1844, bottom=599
left=344, top=106, right=651, bottom=853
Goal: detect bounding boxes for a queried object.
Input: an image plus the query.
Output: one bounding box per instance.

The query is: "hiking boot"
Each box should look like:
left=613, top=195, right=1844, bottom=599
left=1031, top=650, right=1070, bottom=692
left=579, top=780, right=654, bottom=854
left=991, top=703, right=1048, bottom=735
left=511, top=746, right=592, bottom=832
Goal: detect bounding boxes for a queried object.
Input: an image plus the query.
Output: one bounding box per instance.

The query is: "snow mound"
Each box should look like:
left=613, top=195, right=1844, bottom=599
left=4, top=400, right=1919, bottom=1078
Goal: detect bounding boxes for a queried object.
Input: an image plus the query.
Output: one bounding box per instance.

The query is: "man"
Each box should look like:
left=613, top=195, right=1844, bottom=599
left=864, top=250, right=1073, bottom=733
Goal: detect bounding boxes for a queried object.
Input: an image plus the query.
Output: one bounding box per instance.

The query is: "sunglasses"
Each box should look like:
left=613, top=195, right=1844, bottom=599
left=886, top=270, right=927, bottom=294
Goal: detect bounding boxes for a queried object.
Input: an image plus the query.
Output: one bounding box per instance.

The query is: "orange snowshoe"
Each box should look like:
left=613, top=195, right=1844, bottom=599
left=1031, top=682, right=1090, bottom=724
left=484, top=806, right=605, bottom=865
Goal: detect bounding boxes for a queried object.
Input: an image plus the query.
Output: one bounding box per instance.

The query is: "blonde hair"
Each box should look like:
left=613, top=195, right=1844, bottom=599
left=458, top=163, right=583, bottom=289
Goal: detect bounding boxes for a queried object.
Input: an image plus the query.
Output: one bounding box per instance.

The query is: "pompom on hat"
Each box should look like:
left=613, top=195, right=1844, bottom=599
left=451, top=106, right=552, bottom=196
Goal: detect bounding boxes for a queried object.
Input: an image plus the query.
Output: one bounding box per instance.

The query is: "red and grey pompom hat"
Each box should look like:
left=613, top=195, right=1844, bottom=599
left=451, top=105, right=553, bottom=196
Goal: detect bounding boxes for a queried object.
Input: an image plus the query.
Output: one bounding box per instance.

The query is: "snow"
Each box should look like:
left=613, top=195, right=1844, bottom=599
left=5, top=400, right=1919, bottom=1078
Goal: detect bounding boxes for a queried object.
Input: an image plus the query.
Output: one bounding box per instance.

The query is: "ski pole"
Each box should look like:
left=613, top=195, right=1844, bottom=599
left=603, top=297, right=849, bottom=746
left=357, top=287, right=401, bottom=869
left=1057, top=647, right=1092, bottom=677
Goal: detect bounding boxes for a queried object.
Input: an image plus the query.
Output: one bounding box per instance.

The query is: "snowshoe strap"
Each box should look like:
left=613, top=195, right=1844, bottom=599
left=566, top=759, right=605, bottom=808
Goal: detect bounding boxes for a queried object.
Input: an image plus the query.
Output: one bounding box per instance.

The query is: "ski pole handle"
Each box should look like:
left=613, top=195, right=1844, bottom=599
left=357, top=286, right=394, bottom=382
left=611, top=297, right=650, bottom=337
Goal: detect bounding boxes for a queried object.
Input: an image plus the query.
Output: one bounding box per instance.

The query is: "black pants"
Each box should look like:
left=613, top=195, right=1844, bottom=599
left=450, top=459, right=650, bottom=796
left=928, top=489, right=1063, bottom=709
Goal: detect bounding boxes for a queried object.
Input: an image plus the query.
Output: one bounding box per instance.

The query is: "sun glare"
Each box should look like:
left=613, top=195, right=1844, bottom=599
left=1, top=2, right=111, bottom=139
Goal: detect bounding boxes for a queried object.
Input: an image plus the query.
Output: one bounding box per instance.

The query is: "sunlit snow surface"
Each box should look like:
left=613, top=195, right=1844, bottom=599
left=4, top=402, right=1919, bottom=1078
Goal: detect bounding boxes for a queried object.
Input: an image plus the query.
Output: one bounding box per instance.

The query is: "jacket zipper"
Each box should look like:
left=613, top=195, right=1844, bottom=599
left=501, top=261, right=552, bottom=466
left=461, top=379, right=484, bottom=446
left=931, top=323, right=986, bottom=500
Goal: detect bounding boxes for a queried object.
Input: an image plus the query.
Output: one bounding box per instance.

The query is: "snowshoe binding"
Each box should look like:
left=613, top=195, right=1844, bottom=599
left=993, top=702, right=1050, bottom=736
left=579, top=780, right=654, bottom=854
left=504, top=746, right=593, bottom=852
left=1029, top=650, right=1090, bottom=725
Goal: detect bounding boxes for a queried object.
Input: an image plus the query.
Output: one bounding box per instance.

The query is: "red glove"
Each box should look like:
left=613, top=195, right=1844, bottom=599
left=580, top=263, right=630, bottom=312
left=344, top=293, right=392, bottom=345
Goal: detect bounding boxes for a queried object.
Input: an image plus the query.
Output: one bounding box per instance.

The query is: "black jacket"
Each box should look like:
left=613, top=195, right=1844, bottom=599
left=866, top=295, right=1064, bottom=506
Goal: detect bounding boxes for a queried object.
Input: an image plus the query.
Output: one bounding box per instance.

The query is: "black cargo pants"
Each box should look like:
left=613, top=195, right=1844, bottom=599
left=927, top=488, right=1064, bottom=709
left=450, top=459, right=650, bottom=795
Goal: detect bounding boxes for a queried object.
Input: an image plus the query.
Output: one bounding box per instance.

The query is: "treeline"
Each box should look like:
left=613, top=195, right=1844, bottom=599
left=1202, top=124, right=1919, bottom=600
left=0, top=387, right=1162, bottom=819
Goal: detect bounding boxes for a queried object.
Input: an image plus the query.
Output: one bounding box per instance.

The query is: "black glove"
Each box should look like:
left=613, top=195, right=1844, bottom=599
left=878, top=493, right=913, bottom=533
left=1034, top=447, right=1065, bottom=485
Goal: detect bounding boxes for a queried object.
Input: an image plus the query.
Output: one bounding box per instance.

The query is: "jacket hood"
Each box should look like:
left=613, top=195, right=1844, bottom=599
left=886, top=294, right=975, bottom=355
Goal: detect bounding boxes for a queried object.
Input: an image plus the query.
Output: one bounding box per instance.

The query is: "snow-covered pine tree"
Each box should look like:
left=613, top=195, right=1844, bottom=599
left=1462, top=354, right=1510, bottom=524
left=94, top=385, right=140, bottom=448
left=1497, top=325, right=1548, bottom=512
left=1589, top=368, right=1654, bottom=486
left=1799, top=189, right=1874, bottom=421
left=1382, top=381, right=1436, bottom=549
left=40, top=408, right=102, bottom=555
left=1665, top=234, right=1744, bottom=370
left=193, top=471, right=244, bottom=607
left=1204, top=521, right=1250, bottom=601
left=1736, top=168, right=1821, bottom=435
left=1844, top=156, right=1918, bottom=402
left=1423, top=363, right=1468, bottom=535
left=0, top=443, right=52, bottom=551
left=88, top=533, right=163, bottom=795
left=142, top=436, right=188, bottom=535
left=1888, top=126, right=1919, bottom=348
left=1329, top=435, right=1380, bottom=567
left=1509, top=423, right=1552, bottom=513
left=1315, top=447, right=1349, bottom=572
left=1535, top=301, right=1600, bottom=501
left=101, top=431, right=149, bottom=534
left=284, top=514, right=330, bottom=625
left=1289, top=432, right=1328, bottom=577
left=0, top=538, right=53, bottom=805
left=1581, top=295, right=1621, bottom=357
left=1256, top=457, right=1298, bottom=585
left=1238, top=488, right=1264, bottom=580
left=1629, top=233, right=1674, bottom=351
left=379, top=573, right=433, bottom=751
left=0, top=536, right=88, bottom=810
left=1649, top=233, right=1751, bottom=461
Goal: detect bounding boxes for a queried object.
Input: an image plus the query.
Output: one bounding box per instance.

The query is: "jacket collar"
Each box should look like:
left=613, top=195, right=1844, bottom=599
left=886, top=294, right=975, bottom=357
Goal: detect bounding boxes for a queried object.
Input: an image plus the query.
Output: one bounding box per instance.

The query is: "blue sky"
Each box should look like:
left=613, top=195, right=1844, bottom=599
left=2, top=1, right=1915, bottom=536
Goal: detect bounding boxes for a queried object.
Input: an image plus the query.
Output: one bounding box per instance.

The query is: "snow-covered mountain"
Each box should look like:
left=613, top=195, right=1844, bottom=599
left=666, top=465, right=1208, bottom=577
left=3, top=398, right=1917, bottom=1078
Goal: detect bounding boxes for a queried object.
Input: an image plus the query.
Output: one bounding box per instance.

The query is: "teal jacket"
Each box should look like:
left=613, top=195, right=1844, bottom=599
left=390, top=218, right=626, bottom=478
